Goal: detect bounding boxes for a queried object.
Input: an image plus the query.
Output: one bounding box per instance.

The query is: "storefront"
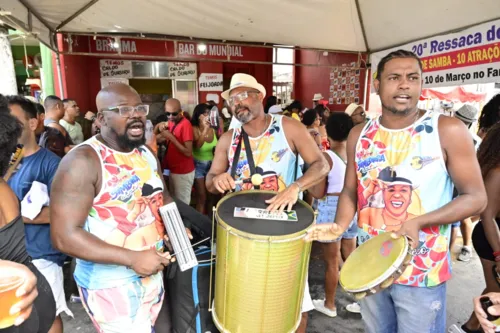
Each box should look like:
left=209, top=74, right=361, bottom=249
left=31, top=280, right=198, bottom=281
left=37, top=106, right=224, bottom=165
left=54, top=34, right=273, bottom=116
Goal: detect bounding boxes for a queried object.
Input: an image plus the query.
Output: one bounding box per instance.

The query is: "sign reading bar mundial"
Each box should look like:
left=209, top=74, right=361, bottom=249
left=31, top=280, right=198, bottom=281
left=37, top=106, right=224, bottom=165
left=370, top=20, right=500, bottom=88
left=199, top=73, right=223, bottom=91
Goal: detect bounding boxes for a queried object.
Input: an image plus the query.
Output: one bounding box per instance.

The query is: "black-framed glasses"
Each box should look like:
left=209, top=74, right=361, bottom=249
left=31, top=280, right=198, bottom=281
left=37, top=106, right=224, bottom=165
left=166, top=111, right=180, bottom=117
left=353, top=111, right=365, bottom=117
left=101, top=105, right=149, bottom=117
left=228, top=90, right=260, bottom=106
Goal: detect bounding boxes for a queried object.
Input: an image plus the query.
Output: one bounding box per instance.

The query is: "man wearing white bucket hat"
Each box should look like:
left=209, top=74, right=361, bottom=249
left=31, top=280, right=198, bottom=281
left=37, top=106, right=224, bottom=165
left=313, top=93, right=324, bottom=108
left=345, top=103, right=367, bottom=125
left=207, top=73, right=329, bottom=332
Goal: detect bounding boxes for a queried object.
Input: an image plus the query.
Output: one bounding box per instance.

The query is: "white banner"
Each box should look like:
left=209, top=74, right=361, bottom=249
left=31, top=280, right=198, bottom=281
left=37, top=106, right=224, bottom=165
left=370, top=20, right=500, bottom=88
left=199, top=73, right=223, bottom=91
left=167, top=62, right=197, bottom=79
left=99, top=60, right=132, bottom=78
left=100, top=78, right=129, bottom=88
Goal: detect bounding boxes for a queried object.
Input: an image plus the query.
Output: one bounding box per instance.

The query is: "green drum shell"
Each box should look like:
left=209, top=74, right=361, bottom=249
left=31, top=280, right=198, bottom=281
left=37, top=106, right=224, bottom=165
left=212, top=191, right=314, bottom=333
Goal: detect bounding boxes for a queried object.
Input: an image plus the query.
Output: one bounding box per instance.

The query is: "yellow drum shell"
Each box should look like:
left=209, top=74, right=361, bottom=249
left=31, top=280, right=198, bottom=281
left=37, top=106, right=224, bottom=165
left=212, top=191, right=314, bottom=333
left=339, top=232, right=411, bottom=298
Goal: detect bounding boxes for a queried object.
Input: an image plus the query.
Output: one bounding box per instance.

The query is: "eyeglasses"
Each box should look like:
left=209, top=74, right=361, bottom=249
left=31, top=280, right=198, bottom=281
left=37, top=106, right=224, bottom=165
left=166, top=111, right=180, bottom=117
left=101, top=105, right=149, bottom=117
left=228, top=90, right=260, bottom=106
left=353, top=111, right=365, bottom=117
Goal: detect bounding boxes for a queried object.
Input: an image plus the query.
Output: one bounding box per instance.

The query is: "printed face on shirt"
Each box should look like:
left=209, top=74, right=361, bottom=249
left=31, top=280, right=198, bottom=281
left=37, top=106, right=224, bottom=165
left=148, top=192, right=163, bottom=222
left=229, top=87, right=264, bottom=125
left=374, top=57, right=422, bottom=115
left=382, top=184, right=413, bottom=217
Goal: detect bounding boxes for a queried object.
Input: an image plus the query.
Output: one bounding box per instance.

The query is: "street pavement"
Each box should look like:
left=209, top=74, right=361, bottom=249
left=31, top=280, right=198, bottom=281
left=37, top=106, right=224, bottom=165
left=62, top=238, right=484, bottom=333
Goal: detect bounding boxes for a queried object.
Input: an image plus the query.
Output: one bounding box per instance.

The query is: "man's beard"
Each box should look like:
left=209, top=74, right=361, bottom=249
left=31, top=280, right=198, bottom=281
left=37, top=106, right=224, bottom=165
left=112, top=122, right=146, bottom=150
left=381, top=102, right=414, bottom=116
left=116, top=132, right=145, bottom=150
left=234, top=105, right=254, bottom=124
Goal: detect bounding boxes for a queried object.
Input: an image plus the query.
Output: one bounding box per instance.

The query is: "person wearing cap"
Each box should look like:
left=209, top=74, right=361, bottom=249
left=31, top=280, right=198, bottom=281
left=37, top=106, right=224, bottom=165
left=345, top=103, right=367, bottom=125
left=313, top=93, right=324, bottom=108
left=206, top=73, right=329, bottom=332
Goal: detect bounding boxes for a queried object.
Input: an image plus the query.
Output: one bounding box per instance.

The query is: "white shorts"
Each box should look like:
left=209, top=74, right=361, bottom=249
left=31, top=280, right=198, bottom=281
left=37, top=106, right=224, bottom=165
left=302, top=277, right=314, bottom=313
left=32, top=259, right=74, bottom=317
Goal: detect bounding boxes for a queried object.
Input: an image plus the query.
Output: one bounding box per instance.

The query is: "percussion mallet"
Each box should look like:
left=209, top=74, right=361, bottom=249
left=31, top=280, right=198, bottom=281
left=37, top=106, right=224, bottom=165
left=234, top=174, right=263, bottom=187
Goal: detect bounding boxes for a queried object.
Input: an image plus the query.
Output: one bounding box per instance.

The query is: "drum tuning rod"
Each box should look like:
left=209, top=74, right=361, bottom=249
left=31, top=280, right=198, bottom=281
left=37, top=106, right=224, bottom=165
left=170, top=237, right=211, bottom=258
left=234, top=174, right=263, bottom=186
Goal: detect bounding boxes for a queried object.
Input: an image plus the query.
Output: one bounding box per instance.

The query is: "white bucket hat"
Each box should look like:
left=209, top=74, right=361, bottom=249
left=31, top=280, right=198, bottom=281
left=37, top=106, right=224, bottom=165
left=313, top=93, right=324, bottom=101
left=221, top=73, right=266, bottom=101
left=345, top=103, right=361, bottom=116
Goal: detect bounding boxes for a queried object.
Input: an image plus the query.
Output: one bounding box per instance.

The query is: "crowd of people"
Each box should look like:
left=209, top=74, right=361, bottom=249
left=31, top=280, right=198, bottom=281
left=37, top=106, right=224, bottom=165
left=0, top=48, right=499, bottom=333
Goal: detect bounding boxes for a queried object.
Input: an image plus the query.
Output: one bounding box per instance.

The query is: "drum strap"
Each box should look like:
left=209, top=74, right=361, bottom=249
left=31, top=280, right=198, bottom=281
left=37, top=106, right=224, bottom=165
left=230, top=129, right=259, bottom=189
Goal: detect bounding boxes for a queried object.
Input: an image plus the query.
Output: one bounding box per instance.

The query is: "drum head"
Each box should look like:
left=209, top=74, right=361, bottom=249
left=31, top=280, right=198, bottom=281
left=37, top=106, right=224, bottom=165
left=217, top=191, right=314, bottom=236
left=340, top=232, right=407, bottom=292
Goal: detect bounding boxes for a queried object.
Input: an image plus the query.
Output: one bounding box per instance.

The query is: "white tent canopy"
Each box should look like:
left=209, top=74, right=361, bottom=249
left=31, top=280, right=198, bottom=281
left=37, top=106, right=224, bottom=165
left=1, top=0, right=500, bottom=53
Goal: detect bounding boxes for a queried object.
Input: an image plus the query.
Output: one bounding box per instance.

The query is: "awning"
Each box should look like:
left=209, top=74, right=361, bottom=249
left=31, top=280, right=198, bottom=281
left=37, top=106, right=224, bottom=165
left=1, top=0, right=500, bottom=53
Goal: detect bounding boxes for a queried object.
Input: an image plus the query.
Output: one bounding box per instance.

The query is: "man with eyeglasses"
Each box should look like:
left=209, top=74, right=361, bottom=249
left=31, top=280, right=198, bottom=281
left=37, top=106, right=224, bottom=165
left=50, top=84, right=179, bottom=333
left=345, top=103, right=367, bottom=125
left=155, top=98, right=195, bottom=205
left=206, top=73, right=329, bottom=332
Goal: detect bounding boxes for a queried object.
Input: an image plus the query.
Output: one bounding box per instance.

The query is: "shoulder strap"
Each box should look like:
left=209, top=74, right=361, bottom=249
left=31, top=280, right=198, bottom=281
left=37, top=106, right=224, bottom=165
left=229, top=129, right=258, bottom=189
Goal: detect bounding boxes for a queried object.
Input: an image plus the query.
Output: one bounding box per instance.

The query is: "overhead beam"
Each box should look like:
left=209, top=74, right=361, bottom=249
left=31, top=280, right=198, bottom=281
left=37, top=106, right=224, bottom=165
left=56, top=0, right=100, bottom=31
left=354, top=0, right=370, bottom=52
left=18, top=0, right=54, bottom=33
left=60, top=31, right=366, bottom=55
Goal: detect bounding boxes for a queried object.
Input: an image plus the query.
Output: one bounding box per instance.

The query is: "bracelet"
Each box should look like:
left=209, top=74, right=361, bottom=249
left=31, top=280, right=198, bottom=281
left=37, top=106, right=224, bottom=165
left=293, top=181, right=303, bottom=192
left=493, top=251, right=500, bottom=257
left=495, top=256, right=500, bottom=262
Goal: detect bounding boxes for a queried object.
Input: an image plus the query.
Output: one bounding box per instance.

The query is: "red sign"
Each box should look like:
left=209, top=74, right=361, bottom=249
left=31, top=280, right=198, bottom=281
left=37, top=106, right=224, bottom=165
left=59, top=34, right=270, bottom=62
left=176, top=41, right=268, bottom=62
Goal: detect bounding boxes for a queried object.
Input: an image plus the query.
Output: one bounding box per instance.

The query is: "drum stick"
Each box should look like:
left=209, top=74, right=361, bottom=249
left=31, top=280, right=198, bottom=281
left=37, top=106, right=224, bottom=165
left=234, top=174, right=263, bottom=186
left=170, top=237, right=211, bottom=258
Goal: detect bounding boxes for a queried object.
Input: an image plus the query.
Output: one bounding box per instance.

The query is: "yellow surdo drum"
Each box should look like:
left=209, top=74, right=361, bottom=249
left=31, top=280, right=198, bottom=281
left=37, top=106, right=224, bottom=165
left=212, top=190, right=314, bottom=333
left=339, top=232, right=413, bottom=300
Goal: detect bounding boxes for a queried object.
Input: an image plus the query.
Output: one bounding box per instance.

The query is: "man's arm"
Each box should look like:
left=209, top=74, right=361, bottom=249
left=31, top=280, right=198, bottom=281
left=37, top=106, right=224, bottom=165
left=206, top=131, right=232, bottom=194
left=333, top=125, right=364, bottom=229
left=23, top=207, right=50, bottom=224
left=284, top=117, right=330, bottom=192
left=50, top=146, right=139, bottom=266
left=266, top=118, right=329, bottom=211
left=306, top=152, right=332, bottom=199
left=397, top=117, right=486, bottom=241
left=168, top=136, right=193, bottom=157
left=481, top=169, right=500, bottom=254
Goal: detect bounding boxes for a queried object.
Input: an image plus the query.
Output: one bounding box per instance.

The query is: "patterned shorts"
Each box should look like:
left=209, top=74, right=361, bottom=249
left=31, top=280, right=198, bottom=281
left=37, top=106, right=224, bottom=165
left=78, top=273, right=164, bottom=333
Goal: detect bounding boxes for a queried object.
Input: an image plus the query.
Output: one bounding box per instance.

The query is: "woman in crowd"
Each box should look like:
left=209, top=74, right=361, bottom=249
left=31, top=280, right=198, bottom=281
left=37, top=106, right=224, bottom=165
left=191, top=103, right=218, bottom=214
left=264, top=96, right=278, bottom=114
left=308, top=112, right=359, bottom=317
left=0, top=95, right=56, bottom=333
left=477, top=94, right=500, bottom=139
left=458, top=122, right=500, bottom=333
left=302, top=109, right=323, bottom=151
left=314, top=104, right=331, bottom=151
